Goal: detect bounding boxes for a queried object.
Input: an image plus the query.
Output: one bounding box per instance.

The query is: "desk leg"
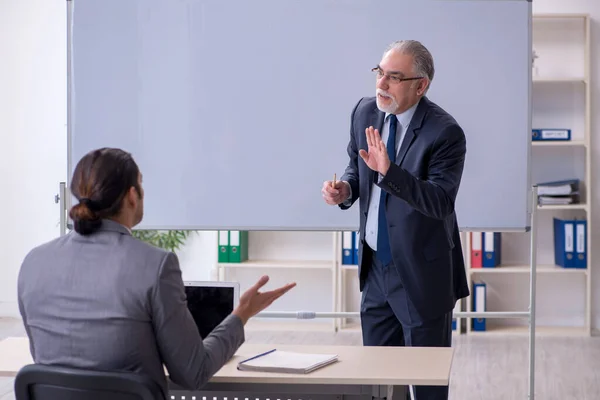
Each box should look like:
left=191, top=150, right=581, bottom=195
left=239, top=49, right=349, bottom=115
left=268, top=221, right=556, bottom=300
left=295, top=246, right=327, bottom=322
left=372, top=385, right=407, bottom=400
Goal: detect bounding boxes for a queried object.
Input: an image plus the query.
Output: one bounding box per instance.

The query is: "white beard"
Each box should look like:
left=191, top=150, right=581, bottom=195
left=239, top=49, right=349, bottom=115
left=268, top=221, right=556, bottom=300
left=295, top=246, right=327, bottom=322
left=375, top=89, right=398, bottom=114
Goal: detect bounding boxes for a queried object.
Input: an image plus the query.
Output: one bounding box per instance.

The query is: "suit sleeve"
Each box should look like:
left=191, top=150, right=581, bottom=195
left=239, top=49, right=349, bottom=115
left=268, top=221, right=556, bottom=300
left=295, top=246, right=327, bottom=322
left=150, top=252, right=245, bottom=389
left=378, top=123, right=466, bottom=219
left=339, top=98, right=362, bottom=209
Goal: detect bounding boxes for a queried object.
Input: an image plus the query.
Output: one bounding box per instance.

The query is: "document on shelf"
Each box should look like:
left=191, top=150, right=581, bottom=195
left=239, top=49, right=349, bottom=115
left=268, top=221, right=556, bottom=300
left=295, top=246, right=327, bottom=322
left=237, top=349, right=338, bottom=374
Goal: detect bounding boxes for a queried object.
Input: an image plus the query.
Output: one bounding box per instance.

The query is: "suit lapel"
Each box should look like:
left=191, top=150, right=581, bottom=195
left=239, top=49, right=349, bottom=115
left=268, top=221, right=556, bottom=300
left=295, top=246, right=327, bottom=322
left=395, top=96, right=429, bottom=166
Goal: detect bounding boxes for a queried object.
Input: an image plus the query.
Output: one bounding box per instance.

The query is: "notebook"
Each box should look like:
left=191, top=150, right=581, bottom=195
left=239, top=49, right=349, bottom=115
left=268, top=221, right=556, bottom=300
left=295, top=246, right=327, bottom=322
left=237, top=349, right=338, bottom=374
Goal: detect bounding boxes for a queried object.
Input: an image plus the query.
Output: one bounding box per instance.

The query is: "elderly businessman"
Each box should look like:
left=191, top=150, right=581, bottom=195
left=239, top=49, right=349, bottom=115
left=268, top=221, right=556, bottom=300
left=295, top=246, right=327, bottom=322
left=322, top=40, right=469, bottom=400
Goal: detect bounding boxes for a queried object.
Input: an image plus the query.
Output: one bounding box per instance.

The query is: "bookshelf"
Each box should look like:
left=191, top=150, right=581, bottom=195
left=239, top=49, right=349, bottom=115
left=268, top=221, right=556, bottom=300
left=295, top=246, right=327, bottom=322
left=465, top=14, right=592, bottom=336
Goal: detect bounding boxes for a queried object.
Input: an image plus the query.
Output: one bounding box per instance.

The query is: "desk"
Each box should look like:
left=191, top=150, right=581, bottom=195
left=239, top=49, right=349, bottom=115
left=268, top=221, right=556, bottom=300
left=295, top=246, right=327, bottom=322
left=0, top=337, right=454, bottom=400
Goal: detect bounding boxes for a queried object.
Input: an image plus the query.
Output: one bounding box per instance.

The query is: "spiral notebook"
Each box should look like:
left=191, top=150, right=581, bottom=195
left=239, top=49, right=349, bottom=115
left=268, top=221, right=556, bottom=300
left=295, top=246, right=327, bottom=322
left=237, top=349, right=338, bottom=374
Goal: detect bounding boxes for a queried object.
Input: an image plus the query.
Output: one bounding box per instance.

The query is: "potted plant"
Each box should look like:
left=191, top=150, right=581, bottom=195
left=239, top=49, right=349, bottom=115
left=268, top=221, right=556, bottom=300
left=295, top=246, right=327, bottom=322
left=132, top=229, right=193, bottom=253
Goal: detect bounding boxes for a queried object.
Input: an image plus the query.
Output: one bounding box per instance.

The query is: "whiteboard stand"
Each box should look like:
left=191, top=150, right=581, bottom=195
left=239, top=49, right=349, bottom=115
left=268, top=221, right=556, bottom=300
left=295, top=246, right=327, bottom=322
left=527, top=184, right=538, bottom=400
left=56, top=181, right=67, bottom=236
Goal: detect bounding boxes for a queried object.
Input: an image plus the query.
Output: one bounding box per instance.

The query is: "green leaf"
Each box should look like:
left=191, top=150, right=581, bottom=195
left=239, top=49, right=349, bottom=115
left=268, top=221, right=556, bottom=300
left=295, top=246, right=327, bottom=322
left=131, top=229, right=195, bottom=253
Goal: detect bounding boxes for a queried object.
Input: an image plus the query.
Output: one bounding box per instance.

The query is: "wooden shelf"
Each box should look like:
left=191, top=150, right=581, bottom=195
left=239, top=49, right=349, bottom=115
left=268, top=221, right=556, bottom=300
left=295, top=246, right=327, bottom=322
left=533, top=13, right=589, bottom=19
left=218, top=259, right=333, bottom=269
left=532, top=140, right=585, bottom=147
left=532, top=77, right=586, bottom=83
left=469, top=264, right=587, bottom=274
left=536, top=203, right=587, bottom=211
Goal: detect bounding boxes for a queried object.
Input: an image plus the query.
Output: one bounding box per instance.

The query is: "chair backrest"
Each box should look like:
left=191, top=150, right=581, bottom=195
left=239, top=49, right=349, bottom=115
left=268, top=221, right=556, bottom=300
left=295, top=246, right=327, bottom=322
left=14, top=364, right=166, bottom=400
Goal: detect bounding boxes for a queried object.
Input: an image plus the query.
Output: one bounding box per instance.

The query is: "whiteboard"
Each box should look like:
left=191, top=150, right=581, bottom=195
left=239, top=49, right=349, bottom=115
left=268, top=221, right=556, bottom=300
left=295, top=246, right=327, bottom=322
left=68, top=0, right=532, bottom=231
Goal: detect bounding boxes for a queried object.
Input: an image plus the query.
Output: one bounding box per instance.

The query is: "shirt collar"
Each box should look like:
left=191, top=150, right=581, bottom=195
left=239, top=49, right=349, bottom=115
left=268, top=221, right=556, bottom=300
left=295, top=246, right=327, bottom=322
left=385, top=100, right=419, bottom=129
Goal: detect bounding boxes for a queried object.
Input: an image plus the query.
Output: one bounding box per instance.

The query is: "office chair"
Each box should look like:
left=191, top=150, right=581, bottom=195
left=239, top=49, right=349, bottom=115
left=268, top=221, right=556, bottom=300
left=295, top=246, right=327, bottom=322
left=14, top=363, right=166, bottom=400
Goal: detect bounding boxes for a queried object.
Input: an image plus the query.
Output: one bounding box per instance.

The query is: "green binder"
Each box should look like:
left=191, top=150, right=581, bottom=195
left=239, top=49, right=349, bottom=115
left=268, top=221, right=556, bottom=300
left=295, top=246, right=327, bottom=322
left=229, top=230, right=248, bottom=263
left=218, top=230, right=229, bottom=263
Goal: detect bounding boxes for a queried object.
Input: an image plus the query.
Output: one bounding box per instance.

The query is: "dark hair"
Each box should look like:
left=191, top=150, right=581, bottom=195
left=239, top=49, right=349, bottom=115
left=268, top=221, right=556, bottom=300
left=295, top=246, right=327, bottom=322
left=69, top=148, right=141, bottom=235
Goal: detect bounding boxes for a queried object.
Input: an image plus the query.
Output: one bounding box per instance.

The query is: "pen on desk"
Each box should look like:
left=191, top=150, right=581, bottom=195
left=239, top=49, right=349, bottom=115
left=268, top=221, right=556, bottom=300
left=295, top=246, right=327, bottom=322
left=238, top=348, right=277, bottom=365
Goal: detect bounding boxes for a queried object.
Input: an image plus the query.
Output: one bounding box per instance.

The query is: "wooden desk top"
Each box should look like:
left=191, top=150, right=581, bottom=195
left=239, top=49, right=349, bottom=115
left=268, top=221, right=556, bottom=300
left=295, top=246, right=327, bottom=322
left=0, top=336, right=454, bottom=386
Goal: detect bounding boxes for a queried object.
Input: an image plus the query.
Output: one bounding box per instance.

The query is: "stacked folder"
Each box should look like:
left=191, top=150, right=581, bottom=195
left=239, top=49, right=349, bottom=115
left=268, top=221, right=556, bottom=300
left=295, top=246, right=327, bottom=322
left=218, top=230, right=249, bottom=263
left=537, top=179, right=579, bottom=206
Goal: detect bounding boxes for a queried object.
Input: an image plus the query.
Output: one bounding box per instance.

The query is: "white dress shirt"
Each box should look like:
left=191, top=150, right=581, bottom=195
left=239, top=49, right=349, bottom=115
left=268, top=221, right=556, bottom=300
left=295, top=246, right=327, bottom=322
left=344, top=102, right=418, bottom=251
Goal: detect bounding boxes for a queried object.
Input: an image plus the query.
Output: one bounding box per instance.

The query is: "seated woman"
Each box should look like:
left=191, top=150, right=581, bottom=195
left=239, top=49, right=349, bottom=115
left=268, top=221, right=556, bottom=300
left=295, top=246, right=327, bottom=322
left=17, top=147, right=295, bottom=396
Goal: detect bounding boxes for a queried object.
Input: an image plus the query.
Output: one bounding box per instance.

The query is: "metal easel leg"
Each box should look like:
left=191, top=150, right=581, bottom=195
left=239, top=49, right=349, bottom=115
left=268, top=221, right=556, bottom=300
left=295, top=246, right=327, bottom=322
left=55, top=182, right=67, bottom=236
left=528, top=185, right=538, bottom=400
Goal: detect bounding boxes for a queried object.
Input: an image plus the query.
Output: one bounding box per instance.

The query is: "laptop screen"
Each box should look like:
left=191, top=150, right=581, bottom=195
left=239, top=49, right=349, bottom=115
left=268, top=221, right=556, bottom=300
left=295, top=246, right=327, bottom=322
left=184, top=285, right=235, bottom=338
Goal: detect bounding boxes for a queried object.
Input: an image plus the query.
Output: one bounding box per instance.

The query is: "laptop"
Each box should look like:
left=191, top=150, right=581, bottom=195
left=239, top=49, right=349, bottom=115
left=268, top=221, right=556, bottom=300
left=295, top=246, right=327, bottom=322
left=183, top=281, right=240, bottom=338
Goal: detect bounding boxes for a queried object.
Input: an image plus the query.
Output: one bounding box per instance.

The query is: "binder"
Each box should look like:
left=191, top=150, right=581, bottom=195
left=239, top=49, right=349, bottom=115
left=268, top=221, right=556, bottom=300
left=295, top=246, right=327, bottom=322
left=218, top=231, right=229, bottom=263
left=472, top=282, right=486, bottom=331
left=470, top=232, right=482, bottom=268
left=342, top=232, right=353, bottom=265
left=575, top=220, right=587, bottom=269
left=452, top=302, right=459, bottom=331
left=229, top=230, right=248, bottom=263
left=353, top=231, right=359, bottom=265
left=482, top=232, right=501, bottom=267
left=531, top=128, right=571, bottom=141
left=553, top=218, right=575, bottom=268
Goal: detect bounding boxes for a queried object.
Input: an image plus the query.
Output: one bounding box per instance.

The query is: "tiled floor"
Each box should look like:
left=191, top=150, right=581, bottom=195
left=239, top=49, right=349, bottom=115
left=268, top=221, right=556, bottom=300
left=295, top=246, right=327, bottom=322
left=1, top=317, right=599, bottom=400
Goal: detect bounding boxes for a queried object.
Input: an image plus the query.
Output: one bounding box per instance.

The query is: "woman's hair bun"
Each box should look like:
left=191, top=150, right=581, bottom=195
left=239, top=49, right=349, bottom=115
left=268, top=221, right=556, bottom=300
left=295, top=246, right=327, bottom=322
left=69, top=200, right=102, bottom=235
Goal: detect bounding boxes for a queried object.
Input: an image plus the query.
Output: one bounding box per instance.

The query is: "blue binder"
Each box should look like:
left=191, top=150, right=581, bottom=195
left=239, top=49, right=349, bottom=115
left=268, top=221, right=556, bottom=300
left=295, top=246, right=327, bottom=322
left=553, top=218, right=575, bottom=268
left=575, top=219, right=587, bottom=269
left=342, top=231, right=353, bottom=265
left=353, top=231, right=359, bottom=265
left=531, top=128, right=571, bottom=141
left=482, top=232, right=501, bottom=267
left=472, top=282, right=486, bottom=331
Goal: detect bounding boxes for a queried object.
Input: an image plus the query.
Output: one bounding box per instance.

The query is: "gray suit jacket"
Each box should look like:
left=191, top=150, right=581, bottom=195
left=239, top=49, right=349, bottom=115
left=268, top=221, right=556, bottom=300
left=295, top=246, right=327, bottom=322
left=17, top=219, right=245, bottom=395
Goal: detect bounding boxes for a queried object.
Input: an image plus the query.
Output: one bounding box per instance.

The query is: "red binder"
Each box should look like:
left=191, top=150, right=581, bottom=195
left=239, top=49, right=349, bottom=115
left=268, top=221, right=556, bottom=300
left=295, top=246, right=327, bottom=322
left=471, top=232, right=482, bottom=268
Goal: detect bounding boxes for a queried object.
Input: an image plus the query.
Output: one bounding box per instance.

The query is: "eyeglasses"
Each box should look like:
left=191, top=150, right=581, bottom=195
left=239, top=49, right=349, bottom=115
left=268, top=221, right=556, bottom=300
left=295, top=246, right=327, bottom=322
left=372, top=67, right=424, bottom=84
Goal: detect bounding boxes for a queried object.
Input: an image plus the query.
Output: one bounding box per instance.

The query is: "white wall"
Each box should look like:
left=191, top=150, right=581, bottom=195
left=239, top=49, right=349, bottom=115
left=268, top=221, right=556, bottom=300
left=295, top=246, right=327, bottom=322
left=0, top=1, right=67, bottom=317
left=1, top=0, right=599, bottom=332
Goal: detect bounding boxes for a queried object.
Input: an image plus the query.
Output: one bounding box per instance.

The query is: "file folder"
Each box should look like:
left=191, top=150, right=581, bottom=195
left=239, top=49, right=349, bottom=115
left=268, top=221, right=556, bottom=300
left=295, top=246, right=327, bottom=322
left=229, top=230, right=248, bottom=263
left=353, top=231, right=359, bottom=264
left=553, top=218, right=575, bottom=268
left=470, top=232, right=482, bottom=268
left=452, top=302, right=459, bottom=331
left=218, top=230, right=229, bottom=263
left=342, top=232, right=353, bottom=265
left=482, top=232, right=501, bottom=267
left=575, top=220, right=587, bottom=268
left=531, top=128, right=571, bottom=141
left=472, top=282, right=486, bottom=331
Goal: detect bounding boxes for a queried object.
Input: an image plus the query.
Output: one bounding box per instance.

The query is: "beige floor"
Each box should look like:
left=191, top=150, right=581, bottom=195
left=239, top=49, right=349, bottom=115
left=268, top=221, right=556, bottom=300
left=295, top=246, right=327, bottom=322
left=1, top=317, right=598, bottom=400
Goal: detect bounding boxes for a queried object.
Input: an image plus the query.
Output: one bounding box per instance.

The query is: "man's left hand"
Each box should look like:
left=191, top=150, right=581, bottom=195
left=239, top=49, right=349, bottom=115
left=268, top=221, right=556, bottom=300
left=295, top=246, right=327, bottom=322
left=359, top=126, right=391, bottom=175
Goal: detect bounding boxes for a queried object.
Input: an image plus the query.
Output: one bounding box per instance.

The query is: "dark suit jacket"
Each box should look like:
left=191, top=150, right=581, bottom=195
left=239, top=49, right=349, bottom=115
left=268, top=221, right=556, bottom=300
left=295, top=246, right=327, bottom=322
left=340, top=95, right=469, bottom=322
left=17, top=219, right=245, bottom=395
